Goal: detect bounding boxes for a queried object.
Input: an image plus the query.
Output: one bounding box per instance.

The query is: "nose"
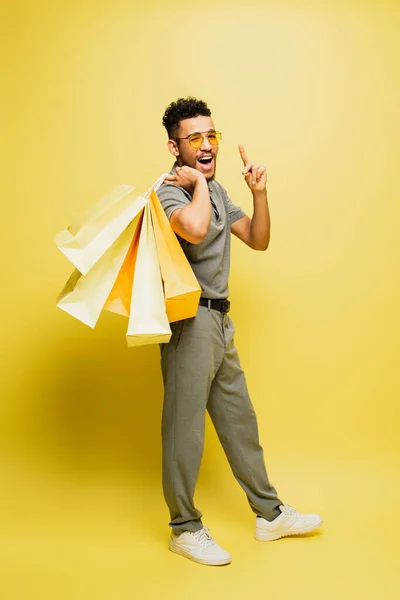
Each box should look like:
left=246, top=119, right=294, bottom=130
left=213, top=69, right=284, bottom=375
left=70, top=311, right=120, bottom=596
left=200, top=134, right=212, bottom=151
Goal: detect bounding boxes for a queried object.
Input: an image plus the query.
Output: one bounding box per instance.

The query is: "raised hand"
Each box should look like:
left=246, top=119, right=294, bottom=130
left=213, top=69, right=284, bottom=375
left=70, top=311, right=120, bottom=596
left=239, top=144, right=267, bottom=193
left=164, top=166, right=205, bottom=195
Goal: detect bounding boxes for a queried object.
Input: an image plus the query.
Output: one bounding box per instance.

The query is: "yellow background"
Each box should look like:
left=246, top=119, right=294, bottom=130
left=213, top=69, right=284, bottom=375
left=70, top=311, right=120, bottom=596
left=1, top=0, right=399, bottom=598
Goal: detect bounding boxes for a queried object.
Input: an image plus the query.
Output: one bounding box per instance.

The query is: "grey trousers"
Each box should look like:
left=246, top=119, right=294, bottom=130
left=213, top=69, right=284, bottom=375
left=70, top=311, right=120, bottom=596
left=160, top=305, right=283, bottom=535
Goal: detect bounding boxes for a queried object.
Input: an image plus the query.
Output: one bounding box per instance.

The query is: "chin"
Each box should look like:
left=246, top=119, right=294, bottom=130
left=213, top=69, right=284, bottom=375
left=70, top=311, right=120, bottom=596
left=193, top=166, right=215, bottom=181
left=203, top=166, right=217, bottom=181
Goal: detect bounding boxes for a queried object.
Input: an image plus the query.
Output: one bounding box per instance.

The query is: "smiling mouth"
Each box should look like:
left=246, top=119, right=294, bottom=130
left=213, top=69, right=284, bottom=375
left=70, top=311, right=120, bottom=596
left=197, top=156, right=214, bottom=165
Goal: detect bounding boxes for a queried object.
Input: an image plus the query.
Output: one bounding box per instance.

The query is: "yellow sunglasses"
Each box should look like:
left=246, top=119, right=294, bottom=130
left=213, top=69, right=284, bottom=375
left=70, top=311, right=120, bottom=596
left=173, top=130, right=222, bottom=149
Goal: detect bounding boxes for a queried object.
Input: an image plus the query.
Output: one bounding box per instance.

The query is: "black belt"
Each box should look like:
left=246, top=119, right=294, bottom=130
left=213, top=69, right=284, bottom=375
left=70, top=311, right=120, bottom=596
left=199, top=298, right=231, bottom=314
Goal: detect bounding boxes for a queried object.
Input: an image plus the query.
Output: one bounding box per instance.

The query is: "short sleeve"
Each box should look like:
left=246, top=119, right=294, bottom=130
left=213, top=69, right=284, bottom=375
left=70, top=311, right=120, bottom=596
left=223, top=189, right=246, bottom=225
left=157, top=183, right=191, bottom=221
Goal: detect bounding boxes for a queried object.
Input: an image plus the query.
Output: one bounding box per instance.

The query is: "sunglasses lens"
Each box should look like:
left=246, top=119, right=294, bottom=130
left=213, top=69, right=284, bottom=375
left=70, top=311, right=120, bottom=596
left=207, top=132, right=219, bottom=145
left=188, top=134, right=203, bottom=148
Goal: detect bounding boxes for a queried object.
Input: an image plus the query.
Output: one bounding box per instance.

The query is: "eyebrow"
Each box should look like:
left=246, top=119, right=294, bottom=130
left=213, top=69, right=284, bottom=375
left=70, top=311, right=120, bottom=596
left=188, top=129, right=216, bottom=136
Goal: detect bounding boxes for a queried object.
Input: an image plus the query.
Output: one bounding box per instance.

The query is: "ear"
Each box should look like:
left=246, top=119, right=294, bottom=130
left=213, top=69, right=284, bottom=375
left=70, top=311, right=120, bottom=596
left=167, top=139, right=179, bottom=157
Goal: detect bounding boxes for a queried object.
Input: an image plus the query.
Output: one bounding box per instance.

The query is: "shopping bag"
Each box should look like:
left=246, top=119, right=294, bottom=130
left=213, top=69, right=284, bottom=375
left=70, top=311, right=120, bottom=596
left=56, top=212, right=142, bottom=328
left=103, top=174, right=170, bottom=318
left=55, top=174, right=168, bottom=275
left=126, top=203, right=171, bottom=346
left=149, top=189, right=201, bottom=322
left=103, top=211, right=143, bottom=317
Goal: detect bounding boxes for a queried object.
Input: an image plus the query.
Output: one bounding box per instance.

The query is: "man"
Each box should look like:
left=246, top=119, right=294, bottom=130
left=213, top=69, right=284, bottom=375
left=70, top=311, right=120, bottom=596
left=157, top=97, right=322, bottom=566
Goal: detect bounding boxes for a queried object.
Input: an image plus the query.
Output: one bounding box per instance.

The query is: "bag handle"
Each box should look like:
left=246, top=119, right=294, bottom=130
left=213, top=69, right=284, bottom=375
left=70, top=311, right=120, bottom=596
left=145, top=173, right=170, bottom=197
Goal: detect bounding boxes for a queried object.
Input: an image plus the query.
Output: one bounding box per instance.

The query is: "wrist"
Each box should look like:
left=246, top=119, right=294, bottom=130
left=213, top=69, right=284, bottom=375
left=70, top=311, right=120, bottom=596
left=252, top=188, right=267, bottom=200
left=194, top=171, right=207, bottom=186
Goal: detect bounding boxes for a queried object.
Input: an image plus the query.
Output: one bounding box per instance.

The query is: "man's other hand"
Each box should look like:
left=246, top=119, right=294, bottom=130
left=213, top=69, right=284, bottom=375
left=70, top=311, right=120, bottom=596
left=239, top=145, right=267, bottom=193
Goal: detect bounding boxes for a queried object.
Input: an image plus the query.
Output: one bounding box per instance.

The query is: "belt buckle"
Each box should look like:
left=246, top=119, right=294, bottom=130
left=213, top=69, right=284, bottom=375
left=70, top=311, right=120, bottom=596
left=220, top=300, right=230, bottom=314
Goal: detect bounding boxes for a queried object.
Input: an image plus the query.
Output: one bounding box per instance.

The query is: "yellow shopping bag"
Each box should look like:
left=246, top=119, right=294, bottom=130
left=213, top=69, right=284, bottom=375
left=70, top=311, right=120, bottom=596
left=103, top=175, right=170, bottom=318
left=55, top=184, right=148, bottom=275
left=56, top=212, right=143, bottom=328
left=150, top=189, right=201, bottom=322
left=103, top=211, right=143, bottom=317
left=126, top=203, right=171, bottom=347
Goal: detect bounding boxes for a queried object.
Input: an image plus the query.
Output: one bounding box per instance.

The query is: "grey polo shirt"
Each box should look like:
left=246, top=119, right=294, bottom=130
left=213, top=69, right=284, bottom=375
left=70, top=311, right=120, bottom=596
left=157, top=163, right=246, bottom=300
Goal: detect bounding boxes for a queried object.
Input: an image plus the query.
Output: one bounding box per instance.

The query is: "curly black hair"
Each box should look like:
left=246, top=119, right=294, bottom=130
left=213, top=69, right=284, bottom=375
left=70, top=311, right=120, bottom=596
left=162, top=97, right=212, bottom=138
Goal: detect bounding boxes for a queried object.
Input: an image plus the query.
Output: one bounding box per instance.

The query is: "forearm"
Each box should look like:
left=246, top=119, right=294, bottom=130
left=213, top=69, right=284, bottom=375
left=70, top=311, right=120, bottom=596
left=249, top=189, right=271, bottom=251
left=176, top=176, right=212, bottom=242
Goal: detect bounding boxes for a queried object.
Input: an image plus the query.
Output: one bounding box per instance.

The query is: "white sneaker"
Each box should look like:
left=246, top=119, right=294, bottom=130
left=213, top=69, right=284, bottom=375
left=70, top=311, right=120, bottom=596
left=255, top=504, right=323, bottom=541
left=169, top=526, right=232, bottom=566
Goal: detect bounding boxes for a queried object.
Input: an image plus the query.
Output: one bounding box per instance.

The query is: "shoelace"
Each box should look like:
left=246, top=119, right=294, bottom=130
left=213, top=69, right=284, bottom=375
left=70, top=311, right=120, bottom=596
left=280, top=504, right=298, bottom=517
left=190, top=527, right=216, bottom=548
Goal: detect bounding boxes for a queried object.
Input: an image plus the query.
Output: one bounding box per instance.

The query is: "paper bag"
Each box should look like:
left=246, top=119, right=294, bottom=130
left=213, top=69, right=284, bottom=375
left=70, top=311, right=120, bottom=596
left=126, top=203, right=171, bottom=346
left=103, top=211, right=143, bottom=317
left=56, top=212, right=142, bottom=328
left=149, top=189, right=201, bottom=322
left=55, top=185, right=148, bottom=276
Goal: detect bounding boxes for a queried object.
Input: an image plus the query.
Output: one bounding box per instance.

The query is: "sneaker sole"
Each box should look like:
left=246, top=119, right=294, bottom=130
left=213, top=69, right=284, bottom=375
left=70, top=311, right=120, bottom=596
left=255, top=518, right=323, bottom=541
left=169, top=542, right=232, bottom=566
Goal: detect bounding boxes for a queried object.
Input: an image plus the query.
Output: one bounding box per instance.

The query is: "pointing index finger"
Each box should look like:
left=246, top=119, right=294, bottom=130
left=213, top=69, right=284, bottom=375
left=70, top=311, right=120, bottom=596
left=239, top=144, right=249, bottom=166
